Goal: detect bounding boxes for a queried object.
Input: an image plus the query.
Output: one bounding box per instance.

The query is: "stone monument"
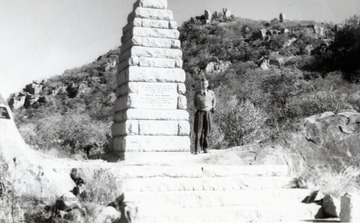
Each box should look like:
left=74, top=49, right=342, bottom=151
left=110, top=0, right=190, bottom=159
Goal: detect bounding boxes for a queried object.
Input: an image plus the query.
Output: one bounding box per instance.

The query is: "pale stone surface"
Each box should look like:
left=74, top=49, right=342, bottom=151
left=177, top=95, right=187, bottom=109
left=128, top=7, right=173, bottom=22
left=121, top=135, right=191, bottom=152
left=114, top=91, right=178, bottom=111
left=138, top=120, right=179, bottom=135
left=116, top=82, right=140, bottom=98
left=178, top=121, right=190, bottom=136
left=117, top=67, right=186, bottom=85
left=169, top=21, right=178, bottom=29
left=204, top=10, right=211, bottom=20
left=94, top=206, right=121, bottom=223
left=121, top=37, right=180, bottom=53
left=116, top=82, right=178, bottom=98
left=122, top=27, right=180, bottom=44
left=112, top=120, right=139, bottom=136
left=178, top=83, right=186, bottom=94
left=118, top=57, right=182, bottom=71
left=114, top=109, right=189, bottom=122
left=119, top=46, right=182, bottom=62
left=123, top=18, right=177, bottom=33
left=133, top=0, right=168, bottom=9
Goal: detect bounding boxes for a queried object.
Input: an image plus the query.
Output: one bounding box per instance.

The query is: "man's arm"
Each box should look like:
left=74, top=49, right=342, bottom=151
left=211, top=91, right=216, bottom=109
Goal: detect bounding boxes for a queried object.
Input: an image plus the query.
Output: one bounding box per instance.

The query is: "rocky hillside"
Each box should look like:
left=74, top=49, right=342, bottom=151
left=7, top=12, right=360, bottom=158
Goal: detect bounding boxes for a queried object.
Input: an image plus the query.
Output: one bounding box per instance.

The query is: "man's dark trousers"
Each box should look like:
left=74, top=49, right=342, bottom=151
left=194, top=110, right=212, bottom=153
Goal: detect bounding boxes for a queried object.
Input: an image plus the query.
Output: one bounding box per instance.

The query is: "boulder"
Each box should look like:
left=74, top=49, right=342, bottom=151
left=322, top=195, right=340, bottom=217
left=205, top=61, right=231, bottom=73
left=54, top=191, right=84, bottom=213
left=223, top=8, right=232, bottom=18
left=279, top=13, right=286, bottom=22
left=340, top=193, right=360, bottom=222
left=93, top=206, right=121, bottom=223
left=212, top=11, right=218, bottom=20
left=204, top=10, right=211, bottom=23
left=259, top=57, right=269, bottom=70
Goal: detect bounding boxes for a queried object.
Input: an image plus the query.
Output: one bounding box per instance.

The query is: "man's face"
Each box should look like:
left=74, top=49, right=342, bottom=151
left=201, top=80, right=209, bottom=90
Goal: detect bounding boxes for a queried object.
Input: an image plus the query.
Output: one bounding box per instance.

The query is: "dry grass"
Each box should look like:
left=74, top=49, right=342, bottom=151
left=298, top=165, right=360, bottom=197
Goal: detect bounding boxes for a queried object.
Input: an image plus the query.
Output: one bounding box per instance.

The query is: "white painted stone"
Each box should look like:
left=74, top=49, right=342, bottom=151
left=119, top=46, right=182, bottom=62
left=114, top=109, right=189, bottom=122
left=178, top=83, right=186, bottom=94
left=114, top=91, right=178, bottom=111
left=169, top=21, right=177, bottom=29
left=133, top=0, right=168, bottom=9
left=122, top=135, right=190, bottom=152
left=178, top=95, right=187, bottom=109
left=118, top=57, right=182, bottom=70
left=178, top=121, right=190, bottom=136
left=121, top=37, right=181, bottom=52
left=139, top=120, right=179, bottom=135
left=137, top=57, right=182, bottom=68
left=116, top=83, right=138, bottom=98
left=112, top=120, right=139, bottom=136
left=123, top=18, right=176, bottom=33
left=128, top=7, right=173, bottom=22
left=340, top=193, right=360, bottom=222
left=122, top=27, right=180, bottom=44
left=117, top=67, right=186, bottom=85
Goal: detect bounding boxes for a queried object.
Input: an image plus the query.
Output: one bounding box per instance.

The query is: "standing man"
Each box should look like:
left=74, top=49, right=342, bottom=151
left=193, top=78, right=216, bottom=154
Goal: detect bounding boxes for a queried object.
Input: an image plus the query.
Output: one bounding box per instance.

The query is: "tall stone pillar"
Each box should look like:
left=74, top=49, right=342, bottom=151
left=111, top=0, right=190, bottom=159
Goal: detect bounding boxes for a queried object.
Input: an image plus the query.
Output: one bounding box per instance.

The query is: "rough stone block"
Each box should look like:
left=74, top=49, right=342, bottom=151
left=340, top=193, right=360, bottom=222
left=122, top=136, right=190, bottom=152
left=139, top=120, right=179, bottom=135
left=123, top=18, right=176, bottom=33
left=178, top=121, right=190, bottom=136
left=121, top=36, right=181, bottom=52
left=114, top=92, right=178, bottom=111
left=117, top=67, right=186, bottom=85
left=114, top=109, right=189, bottom=122
left=119, top=46, right=182, bottom=62
left=112, top=120, right=139, bottom=136
left=122, top=27, right=180, bottom=44
left=116, top=82, right=179, bottom=98
left=178, top=95, right=187, bottom=109
left=128, top=7, right=173, bottom=22
left=133, top=0, right=168, bottom=9
left=178, top=83, right=186, bottom=94
left=169, top=21, right=178, bottom=29
left=116, top=82, right=139, bottom=98
left=119, top=57, right=182, bottom=70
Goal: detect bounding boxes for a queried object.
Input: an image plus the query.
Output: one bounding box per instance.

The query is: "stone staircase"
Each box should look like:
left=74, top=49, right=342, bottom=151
left=114, top=152, right=326, bottom=223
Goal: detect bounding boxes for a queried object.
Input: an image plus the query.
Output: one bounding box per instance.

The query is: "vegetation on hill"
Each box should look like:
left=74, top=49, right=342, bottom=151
left=8, top=14, right=360, bottom=158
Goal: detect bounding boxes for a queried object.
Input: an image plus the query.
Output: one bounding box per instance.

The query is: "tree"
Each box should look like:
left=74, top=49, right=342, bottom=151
left=331, top=15, right=360, bottom=81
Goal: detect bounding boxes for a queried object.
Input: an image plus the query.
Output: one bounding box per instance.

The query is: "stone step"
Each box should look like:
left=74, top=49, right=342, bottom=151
left=124, top=189, right=312, bottom=208
left=122, top=176, right=296, bottom=192
left=115, top=164, right=290, bottom=179
left=131, top=203, right=321, bottom=223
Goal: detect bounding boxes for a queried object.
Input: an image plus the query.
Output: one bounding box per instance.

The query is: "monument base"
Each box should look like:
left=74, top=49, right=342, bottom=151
left=112, top=135, right=191, bottom=152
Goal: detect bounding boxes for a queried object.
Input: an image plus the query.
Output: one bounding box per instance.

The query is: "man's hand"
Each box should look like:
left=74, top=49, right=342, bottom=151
left=211, top=108, right=215, bottom=114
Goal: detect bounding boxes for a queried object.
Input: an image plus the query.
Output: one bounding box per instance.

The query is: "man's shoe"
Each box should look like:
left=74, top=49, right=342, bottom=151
left=203, top=149, right=208, bottom=153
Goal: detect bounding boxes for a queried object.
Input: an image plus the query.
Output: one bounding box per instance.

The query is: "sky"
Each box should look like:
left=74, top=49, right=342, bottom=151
left=0, top=0, right=359, bottom=99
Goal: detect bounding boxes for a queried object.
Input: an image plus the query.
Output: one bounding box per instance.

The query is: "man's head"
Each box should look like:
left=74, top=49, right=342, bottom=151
left=200, top=78, right=209, bottom=91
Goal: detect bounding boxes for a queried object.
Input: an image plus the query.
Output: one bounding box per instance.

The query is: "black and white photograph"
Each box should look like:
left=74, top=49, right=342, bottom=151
left=1, top=0, right=360, bottom=222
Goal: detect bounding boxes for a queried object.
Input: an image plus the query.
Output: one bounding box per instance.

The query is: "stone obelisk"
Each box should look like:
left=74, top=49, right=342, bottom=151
left=110, top=0, right=190, bottom=159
